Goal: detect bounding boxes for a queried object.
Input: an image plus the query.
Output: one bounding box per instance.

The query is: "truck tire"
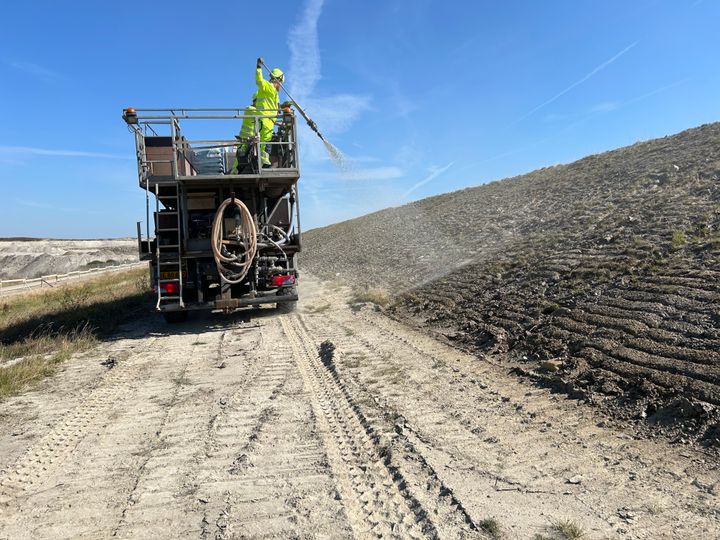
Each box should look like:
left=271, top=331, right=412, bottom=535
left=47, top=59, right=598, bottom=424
left=163, top=310, right=188, bottom=323
left=276, top=300, right=297, bottom=313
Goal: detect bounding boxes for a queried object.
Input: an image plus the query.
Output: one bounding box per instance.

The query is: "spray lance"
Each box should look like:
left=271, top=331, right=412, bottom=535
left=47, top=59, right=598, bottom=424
left=258, top=58, right=326, bottom=142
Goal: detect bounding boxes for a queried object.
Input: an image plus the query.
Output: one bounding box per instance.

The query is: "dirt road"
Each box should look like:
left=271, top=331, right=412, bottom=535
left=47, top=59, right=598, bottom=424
left=0, top=277, right=717, bottom=539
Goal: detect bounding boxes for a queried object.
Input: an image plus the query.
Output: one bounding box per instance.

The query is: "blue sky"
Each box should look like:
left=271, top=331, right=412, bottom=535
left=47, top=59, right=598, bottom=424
left=0, top=0, right=718, bottom=238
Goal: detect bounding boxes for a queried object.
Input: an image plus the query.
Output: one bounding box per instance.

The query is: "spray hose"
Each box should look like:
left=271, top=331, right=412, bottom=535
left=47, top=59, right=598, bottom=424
left=259, top=59, right=326, bottom=142
left=211, top=197, right=257, bottom=284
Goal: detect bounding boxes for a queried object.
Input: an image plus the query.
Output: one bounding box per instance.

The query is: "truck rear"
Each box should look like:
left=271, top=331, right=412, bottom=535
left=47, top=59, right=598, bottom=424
left=123, top=107, right=301, bottom=322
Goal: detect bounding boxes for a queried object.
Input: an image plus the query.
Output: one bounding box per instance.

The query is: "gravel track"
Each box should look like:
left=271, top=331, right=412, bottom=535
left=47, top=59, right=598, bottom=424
left=0, top=276, right=717, bottom=538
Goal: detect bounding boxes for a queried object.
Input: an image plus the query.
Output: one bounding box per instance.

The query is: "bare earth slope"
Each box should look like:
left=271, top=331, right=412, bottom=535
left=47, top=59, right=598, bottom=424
left=303, top=122, right=720, bottom=446
left=0, top=239, right=138, bottom=279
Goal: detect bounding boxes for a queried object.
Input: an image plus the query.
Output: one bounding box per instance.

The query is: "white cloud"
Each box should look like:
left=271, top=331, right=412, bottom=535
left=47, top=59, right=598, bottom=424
left=300, top=94, right=371, bottom=135
left=402, top=161, right=454, bottom=199
left=287, top=0, right=324, bottom=100
left=0, top=146, right=131, bottom=159
left=286, top=0, right=370, bottom=143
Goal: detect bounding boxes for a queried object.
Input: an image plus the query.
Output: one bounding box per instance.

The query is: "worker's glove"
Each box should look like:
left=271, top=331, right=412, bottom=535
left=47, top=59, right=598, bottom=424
left=256, top=57, right=263, bottom=68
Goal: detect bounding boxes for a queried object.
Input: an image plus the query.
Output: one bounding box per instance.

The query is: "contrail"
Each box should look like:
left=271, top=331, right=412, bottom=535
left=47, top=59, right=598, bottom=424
left=402, top=162, right=455, bottom=199
left=516, top=41, right=639, bottom=123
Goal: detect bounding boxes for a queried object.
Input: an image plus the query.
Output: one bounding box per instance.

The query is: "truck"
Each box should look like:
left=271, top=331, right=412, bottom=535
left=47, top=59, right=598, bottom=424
left=123, top=107, right=301, bottom=322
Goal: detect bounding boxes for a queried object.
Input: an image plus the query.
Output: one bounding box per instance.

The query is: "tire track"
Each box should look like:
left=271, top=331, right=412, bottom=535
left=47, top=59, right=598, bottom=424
left=281, top=314, right=479, bottom=539
left=197, top=317, right=350, bottom=539
left=0, top=337, right=159, bottom=510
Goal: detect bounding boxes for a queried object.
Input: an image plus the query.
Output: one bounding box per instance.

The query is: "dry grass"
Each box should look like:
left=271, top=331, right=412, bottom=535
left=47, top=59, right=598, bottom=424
left=479, top=517, right=503, bottom=539
left=0, top=325, right=97, bottom=399
left=550, top=519, right=586, bottom=539
left=0, top=267, right=151, bottom=398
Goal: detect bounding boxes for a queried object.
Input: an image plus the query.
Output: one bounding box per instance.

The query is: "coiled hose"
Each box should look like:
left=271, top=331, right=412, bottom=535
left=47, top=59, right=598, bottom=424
left=211, top=197, right=257, bottom=284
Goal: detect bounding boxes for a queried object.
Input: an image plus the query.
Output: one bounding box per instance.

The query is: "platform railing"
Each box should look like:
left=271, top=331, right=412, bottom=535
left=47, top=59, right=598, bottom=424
left=126, top=108, right=299, bottom=184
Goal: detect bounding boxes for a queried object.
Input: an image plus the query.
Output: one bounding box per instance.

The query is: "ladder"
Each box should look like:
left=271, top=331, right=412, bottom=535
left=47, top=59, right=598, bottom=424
left=155, top=183, right=184, bottom=310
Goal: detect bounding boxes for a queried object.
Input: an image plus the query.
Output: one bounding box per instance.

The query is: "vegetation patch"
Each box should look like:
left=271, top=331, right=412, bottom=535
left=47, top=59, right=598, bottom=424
left=0, top=267, right=151, bottom=398
left=670, top=230, right=687, bottom=249
left=550, top=519, right=586, bottom=539
left=479, top=517, right=503, bottom=539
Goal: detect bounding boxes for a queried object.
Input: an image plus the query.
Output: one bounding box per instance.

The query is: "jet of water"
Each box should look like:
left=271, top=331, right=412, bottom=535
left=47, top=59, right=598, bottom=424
left=322, top=140, right=359, bottom=179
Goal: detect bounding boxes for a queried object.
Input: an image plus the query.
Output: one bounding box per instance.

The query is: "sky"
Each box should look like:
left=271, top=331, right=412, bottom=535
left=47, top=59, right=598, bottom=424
left=0, top=0, right=718, bottom=238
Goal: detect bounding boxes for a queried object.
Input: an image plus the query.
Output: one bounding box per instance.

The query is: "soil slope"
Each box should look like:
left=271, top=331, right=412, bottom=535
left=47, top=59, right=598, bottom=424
left=303, top=122, right=720, bottom=445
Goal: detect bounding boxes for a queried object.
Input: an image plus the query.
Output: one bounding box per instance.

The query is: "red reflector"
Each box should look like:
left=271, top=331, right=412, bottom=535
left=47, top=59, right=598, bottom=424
left=160, top=283, right=179, bottom=294
left=271, top=274, right=296, bottom=287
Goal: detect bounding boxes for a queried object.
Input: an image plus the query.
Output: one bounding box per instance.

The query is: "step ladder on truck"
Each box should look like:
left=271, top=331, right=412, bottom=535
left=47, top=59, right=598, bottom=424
left=123, top=107, right=301, bottom=323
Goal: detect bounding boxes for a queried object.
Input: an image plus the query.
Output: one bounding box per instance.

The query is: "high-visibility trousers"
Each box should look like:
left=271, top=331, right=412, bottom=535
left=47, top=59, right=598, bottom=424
left=259, top=118, right=274, bottom=166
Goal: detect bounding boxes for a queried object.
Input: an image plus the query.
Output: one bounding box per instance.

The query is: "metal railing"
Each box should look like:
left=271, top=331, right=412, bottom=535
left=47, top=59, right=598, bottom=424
left=0, top=261, right=147, bottom=297
left=125, top=108, right=300, bottom=185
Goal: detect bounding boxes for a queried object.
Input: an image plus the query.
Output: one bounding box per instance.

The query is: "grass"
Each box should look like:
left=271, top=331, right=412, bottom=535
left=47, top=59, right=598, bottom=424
left=550, top=519, right=586, bottom=539
left=670, top=230, right=687, bottom=250
left=0, top=325, right=97, bottom=399
left=349, top=286, right=391, bottom=307
left=479, top=517, right=502, bottom=539
left=0, top=267, right=151, bottom=398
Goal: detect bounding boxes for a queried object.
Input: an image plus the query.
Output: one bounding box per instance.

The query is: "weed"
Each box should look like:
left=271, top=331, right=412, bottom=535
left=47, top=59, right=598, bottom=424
left=670, top=230, right=686, bottom=250
left=58, top=285, right=91, bottom=310
left=135, top=272, right=151, bottom=293
left=479, top=517, right=502, bottom=539
left=551, top=519, right=586, bottom=539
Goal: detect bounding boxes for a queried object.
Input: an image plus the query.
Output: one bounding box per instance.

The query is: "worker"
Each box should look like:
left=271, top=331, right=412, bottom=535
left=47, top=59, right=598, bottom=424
left=232, top=93, right=259, bottom=173
left=255, top=57, right=283, bottom=167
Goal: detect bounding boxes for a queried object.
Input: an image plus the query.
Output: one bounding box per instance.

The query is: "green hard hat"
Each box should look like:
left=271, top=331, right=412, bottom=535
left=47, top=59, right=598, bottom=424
left=270, top=68, right=284, bottom=82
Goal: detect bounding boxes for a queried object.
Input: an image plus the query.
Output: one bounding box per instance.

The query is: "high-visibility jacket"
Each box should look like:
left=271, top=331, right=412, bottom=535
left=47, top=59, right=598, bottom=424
left=255, top=68, right=279, bottom=121
left=239, top=105, right=258, bottom=139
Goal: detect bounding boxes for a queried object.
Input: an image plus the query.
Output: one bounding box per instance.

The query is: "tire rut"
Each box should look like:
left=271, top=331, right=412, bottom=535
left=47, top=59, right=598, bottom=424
left=197, top=317, right=349, bottom=540
left=0, top=337, right=159, bottom=510
left=281, top=314, right=481, bottom=539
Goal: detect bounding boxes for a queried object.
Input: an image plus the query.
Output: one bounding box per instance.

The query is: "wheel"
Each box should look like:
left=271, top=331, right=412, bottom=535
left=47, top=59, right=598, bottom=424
left=163, top=310, right=188, bottom=323
left=276, top=300, right=297, bottom=313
